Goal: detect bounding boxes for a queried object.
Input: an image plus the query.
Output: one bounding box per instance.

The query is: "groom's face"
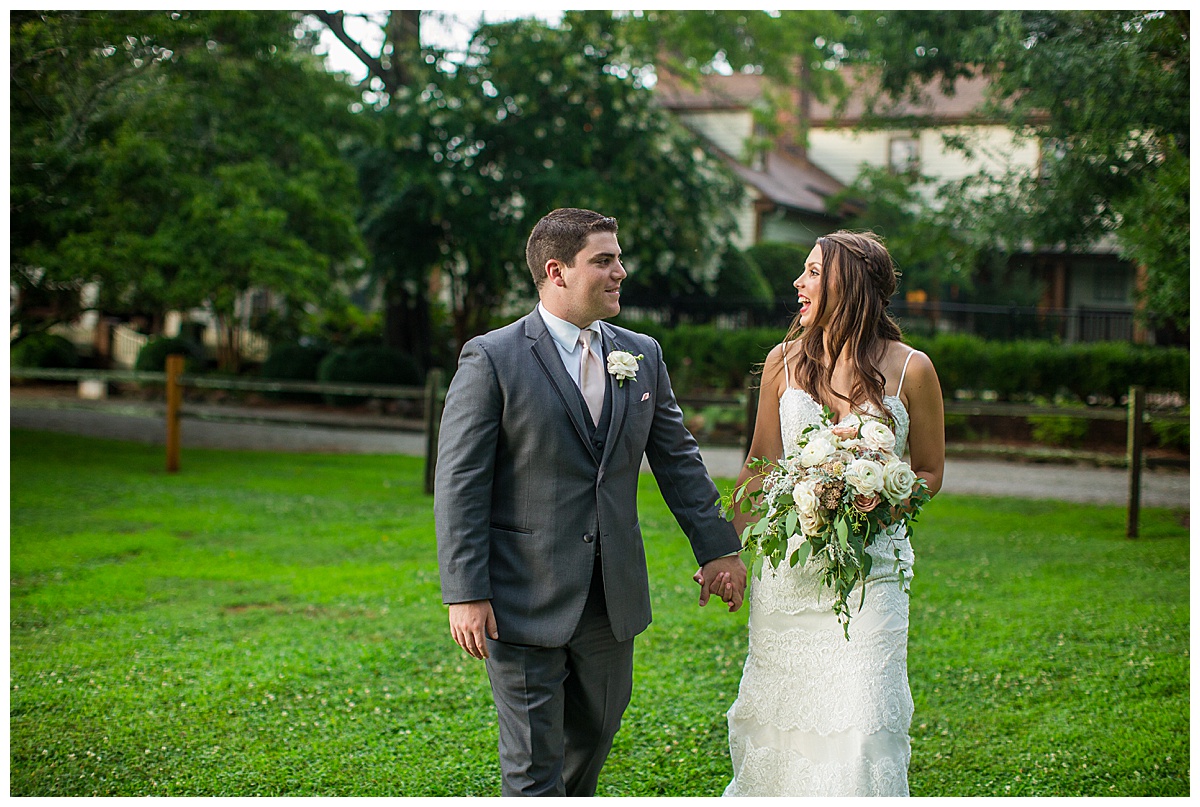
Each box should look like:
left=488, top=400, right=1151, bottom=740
left=557, top=231, right=627, bottom=326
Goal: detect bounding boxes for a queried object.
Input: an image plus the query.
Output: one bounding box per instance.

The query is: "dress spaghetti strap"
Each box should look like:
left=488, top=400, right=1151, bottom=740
left=782, top=341, right=791, bottom=389
left=895, top=349, right=917, bottom=397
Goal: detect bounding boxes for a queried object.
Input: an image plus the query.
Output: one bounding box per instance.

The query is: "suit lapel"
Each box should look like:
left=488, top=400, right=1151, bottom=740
left=599, top=323, right=630, bottom=469
left=525, top=311, right=601, bottom=461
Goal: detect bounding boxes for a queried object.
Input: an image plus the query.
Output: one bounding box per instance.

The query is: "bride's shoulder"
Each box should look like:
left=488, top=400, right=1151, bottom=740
left=893, top=341, right=935, bottom=372
left=764, top=341, right=799, bottom=374
left=768, top=339, right=804, bottom=362
left=757, top=343, right=792, bottom=396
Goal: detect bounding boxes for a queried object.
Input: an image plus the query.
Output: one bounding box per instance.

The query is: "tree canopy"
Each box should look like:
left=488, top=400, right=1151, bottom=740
left=327, top=12, right=746, bottom=352
left=11, top=11, right=365, bottom=368
left=838, top=10, right=1190, bottom=330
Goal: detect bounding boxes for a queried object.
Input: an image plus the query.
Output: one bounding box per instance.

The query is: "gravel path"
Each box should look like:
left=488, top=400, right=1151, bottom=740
left=10, top=397, right=1190, bottom=509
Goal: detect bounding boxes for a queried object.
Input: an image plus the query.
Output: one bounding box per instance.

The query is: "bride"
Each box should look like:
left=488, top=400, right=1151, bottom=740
left=704, top=230, right=945, bottom=796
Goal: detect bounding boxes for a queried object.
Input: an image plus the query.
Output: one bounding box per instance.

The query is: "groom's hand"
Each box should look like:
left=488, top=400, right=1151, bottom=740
left=697, top=555, right=747, bottom=612
left=448, top=600, right=499, bottom=660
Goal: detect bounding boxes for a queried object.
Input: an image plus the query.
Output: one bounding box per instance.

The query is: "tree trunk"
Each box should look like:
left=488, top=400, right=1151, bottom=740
left=382, top=277, right=432, bottom=371
left=385, top=11, right=421, bottom=90
left=214, top=312, right=241, bottom=374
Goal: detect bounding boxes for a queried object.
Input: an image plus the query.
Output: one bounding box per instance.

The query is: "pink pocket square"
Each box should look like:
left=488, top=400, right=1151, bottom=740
left=640, top=392, right=650, bottom=402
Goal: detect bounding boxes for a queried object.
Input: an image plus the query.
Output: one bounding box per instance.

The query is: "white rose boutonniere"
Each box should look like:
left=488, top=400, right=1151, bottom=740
left=607, top=350, right=644, bottom=386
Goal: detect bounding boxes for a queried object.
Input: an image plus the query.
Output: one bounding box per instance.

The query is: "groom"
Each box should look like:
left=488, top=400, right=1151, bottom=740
left=435, top=208, right=747, bottom=796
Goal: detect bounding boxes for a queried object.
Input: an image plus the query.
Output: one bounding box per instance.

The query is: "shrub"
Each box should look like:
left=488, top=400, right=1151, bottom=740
left=1026, top=414, right=1089, bottom=448
left=259, top=342, right=330, bottom=401
left=317, top=344, right=422, bottom=405
left=261, top=343, right=329, bottom=381
left=10, top=332, right=79, bottom=369
left=746, top=241, right=809, bottom=293
left=713, top=249, right=772, bottom=312
left=619, top=320, right=783, bottom=392
left=605, top=322, right=1189, bottom=401
left=906, top=334, right=1189, bottom=402
left=134, top=337, right=204, bottom=372
left=1149, top=410, right=1189, bottom=451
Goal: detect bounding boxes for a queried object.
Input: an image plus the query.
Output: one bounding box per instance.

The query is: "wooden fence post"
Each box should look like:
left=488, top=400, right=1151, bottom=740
left=165, top=354, right=184, bottom=473
left=424, top=368, right=445, bottom=496
left=743, top=375, right=760, bottom=460
left=1126, top=385, right=1145, bottom=538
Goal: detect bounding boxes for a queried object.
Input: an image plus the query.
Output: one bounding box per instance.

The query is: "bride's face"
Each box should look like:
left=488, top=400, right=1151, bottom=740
left=794, top=243, right=837, bottom=328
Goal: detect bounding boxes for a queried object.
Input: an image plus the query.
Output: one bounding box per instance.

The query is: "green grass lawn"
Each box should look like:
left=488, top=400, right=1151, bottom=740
left=9, top=429, right=1189, bottom=796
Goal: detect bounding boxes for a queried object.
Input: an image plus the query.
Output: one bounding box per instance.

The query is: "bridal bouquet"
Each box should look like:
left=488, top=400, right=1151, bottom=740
left=721, top=405, right=931, bottom=638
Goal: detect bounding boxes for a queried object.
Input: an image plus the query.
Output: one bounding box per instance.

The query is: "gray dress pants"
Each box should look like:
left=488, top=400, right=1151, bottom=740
left=485, top=554, right=635, bottom=796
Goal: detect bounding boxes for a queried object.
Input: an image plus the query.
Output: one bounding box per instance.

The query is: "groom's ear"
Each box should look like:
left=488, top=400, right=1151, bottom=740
left=546, top=259, right=568, bottom=288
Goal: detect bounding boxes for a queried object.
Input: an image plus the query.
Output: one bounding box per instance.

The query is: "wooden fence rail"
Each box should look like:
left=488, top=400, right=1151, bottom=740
left=12, top=363, right=446, bottom=491
left=12, top=366, right=1185, bottom=531
left=677, top=385, right=1183, bottom=539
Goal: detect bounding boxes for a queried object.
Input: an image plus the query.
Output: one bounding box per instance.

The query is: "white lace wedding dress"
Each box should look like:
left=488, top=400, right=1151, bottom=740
left=724, top=354, right=917, bottom=797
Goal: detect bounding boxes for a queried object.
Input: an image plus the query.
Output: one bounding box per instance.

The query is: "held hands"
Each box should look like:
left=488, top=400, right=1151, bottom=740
left=448, top=600, right=498, bottom=660
left=694, top=555, right=747, bottom=612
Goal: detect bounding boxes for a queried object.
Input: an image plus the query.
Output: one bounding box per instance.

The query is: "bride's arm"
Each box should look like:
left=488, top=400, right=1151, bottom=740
left=731, top=343, right=787, bottom=536
left=699, top=344, right=787, bottom=595
left=901, top=351, right=945, bottom=497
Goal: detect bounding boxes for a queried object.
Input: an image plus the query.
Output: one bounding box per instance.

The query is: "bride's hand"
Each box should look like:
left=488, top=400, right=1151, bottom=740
left=694, top=569, right=734, bottom=603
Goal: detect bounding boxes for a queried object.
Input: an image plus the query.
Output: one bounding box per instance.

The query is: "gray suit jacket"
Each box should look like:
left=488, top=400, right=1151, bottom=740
left=435, top=308, right=740, bottom=646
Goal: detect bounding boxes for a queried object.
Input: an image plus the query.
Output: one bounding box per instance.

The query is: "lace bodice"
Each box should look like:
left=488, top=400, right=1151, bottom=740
left=779, top=387, right=911, bottom=458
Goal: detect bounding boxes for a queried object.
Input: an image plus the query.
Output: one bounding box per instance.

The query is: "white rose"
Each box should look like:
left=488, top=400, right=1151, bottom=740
left=606, top=350, right=643, bottom=383
left=792, top=480, right=820, bottom=516
left=882, top=459, right=918, bottom=505
left=827, top=449, right=854, bottom=468
left=860, top=420, right=896, bottom=452
left=845, top=458, right=885, bottom=496
left=798, top=508, right=826, bottom=537
left=799, top=436, right=835, bottom=468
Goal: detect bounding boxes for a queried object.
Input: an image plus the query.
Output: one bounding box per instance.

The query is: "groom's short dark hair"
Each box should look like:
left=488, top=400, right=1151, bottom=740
left=526, top=208, right=619, bottom=288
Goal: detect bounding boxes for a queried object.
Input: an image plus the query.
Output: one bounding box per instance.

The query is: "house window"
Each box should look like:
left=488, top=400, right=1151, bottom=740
left=889, top=137, right=920, bottom=173
left=1039, top=138, right=1067, bottom=182
left=1093, top=265, right=1131, bottom=303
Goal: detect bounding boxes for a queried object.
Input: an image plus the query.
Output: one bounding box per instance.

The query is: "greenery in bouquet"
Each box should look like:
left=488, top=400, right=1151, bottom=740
left=721, top=405, right=931, bottom=638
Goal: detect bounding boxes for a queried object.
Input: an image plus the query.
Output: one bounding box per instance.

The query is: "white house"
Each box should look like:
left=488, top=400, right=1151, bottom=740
left=655, top=69, right=1145, bottom=343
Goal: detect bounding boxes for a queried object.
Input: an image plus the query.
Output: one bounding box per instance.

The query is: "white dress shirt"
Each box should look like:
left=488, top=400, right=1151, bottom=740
left=538, top=302, right=603, bottom=388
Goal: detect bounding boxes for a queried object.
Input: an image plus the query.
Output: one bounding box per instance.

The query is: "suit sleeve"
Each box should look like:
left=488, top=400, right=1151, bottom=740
left=435, top=339, right=501, bottom=605
left=642, top=337, right=741, bottom=566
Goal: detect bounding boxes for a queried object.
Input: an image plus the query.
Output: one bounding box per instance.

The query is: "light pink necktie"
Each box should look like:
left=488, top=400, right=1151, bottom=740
left=578, top=330, right=604, bottom=426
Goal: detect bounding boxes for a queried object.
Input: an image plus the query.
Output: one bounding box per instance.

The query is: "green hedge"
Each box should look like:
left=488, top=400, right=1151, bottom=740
left=317, top=344, right=422, bottom=406
left=259, top=342, right=330, bottom=401
left=11, top=332, right=79, bottom=369
left=262, top=343, right=329, bottom=380
left=617, top=321, right=782, bottom=392
left=134, top=336, right=205, bottom=372
left=904, top=334, right=1189, bottom=401
left=612, top=320, right=1189, bottom=400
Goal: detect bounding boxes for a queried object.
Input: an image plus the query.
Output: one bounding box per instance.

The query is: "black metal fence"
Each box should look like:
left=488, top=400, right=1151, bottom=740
left=890, top=301, right=1136, bottom=342
left=622, top=298, right=1144, bottom=344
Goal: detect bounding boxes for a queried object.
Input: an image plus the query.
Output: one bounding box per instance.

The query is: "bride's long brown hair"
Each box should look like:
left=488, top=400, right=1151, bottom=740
left=782, top=230, right=903, bottom=418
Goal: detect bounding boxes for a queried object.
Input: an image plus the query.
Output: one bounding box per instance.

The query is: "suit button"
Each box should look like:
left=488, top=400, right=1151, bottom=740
left=582, top=533, right=594, bottom=544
